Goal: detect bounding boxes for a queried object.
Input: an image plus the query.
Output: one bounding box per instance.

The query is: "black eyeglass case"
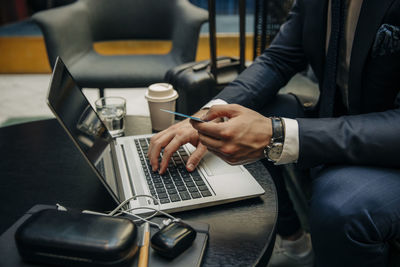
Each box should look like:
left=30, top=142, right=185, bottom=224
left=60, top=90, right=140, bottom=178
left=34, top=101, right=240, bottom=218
left=14, top=209, right=138, bottom=267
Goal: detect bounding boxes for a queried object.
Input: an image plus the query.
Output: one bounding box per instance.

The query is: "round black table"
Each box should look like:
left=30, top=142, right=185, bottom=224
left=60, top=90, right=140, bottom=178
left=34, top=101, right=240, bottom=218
left=0, top=117, right=277, bottom=266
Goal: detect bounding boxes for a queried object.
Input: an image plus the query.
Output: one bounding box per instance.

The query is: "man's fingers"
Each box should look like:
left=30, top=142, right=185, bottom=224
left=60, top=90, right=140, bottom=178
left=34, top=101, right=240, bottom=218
left=147, top=131, right=175, bottom=171
left=191, top=120, right=226, bottom=139
left=159, top=136, right=187, bottom=174
left=186, top=143, right=207, bottom=172
left=201, top=104, right=240, bottom=121
left=191, top=104, right=243, bottom=139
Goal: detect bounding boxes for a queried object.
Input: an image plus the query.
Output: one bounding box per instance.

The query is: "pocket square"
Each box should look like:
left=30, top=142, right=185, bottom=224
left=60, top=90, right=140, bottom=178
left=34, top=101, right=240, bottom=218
left=372, top=24, right=400, bottom=57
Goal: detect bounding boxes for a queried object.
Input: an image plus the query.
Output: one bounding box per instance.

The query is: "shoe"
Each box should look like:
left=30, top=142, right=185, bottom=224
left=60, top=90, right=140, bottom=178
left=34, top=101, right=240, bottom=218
left=267, top=233, right=314, bottom=267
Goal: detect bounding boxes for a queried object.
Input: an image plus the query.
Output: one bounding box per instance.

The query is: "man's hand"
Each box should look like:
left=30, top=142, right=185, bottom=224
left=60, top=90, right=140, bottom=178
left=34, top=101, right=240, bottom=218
left=191, top=104, right=272, bottom=165
left=147, top=109, right=208, bottom=174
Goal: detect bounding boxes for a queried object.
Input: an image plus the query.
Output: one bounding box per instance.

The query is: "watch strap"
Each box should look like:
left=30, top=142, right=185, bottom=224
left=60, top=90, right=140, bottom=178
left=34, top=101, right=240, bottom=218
left=263, top=117, right=285, bottom=162
left=270, top=117, right=284, bottom=143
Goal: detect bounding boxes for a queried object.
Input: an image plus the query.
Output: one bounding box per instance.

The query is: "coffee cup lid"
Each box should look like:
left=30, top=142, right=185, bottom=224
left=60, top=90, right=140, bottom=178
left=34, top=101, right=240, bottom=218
left=145, top=83, right=178, bottom=103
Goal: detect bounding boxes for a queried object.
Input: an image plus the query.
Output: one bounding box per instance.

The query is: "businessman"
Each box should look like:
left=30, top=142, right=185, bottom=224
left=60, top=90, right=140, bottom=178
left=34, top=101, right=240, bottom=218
left=148, top=0, right=400, bottom=266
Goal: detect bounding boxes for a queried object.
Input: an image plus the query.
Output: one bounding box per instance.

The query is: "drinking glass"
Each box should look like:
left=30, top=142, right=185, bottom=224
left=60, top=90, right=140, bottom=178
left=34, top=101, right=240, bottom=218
left=95, top=97, right=126, bottom=137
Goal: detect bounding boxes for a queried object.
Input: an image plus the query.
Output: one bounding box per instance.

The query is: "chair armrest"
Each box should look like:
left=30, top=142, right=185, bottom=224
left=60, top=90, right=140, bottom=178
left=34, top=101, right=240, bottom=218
left=170, top=1, right=208, bottom=63
left=32, top=1, right=92, bottom=68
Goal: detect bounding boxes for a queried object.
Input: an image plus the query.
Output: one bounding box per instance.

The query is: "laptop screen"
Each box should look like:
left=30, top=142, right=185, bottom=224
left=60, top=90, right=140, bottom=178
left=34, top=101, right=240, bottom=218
left=47, top=57, right=119, bottom=200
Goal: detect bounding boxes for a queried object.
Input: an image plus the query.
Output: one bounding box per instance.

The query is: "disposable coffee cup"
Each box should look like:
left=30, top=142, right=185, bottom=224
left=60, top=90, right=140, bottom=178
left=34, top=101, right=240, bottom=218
left=145, top=83, right=179, bottom=132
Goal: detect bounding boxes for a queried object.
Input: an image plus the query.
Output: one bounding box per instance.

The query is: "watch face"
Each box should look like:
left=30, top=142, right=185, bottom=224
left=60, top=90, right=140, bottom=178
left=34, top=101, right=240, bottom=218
left=268, top=143, right=283, bottom=161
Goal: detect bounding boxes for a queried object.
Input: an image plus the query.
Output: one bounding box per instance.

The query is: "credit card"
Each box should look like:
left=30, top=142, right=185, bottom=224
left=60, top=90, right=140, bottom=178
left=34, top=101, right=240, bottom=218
left=160, top=109, right=206, bottom=122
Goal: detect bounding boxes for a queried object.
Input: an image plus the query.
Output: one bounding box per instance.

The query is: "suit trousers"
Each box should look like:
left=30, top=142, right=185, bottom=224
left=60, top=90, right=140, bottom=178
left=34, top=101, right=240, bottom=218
left=310, top=165, right=400, bottom=267
left=258, top=93, right=400, bottom=267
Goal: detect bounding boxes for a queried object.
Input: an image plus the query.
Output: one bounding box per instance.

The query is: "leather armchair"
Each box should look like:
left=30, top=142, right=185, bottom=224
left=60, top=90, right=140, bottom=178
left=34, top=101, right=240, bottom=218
left=33, top=0, right=207, bottom=96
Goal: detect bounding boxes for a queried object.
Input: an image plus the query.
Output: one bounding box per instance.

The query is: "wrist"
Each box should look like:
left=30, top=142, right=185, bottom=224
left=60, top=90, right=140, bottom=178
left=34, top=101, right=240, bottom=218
left=264, top=117, right=273, bottom=148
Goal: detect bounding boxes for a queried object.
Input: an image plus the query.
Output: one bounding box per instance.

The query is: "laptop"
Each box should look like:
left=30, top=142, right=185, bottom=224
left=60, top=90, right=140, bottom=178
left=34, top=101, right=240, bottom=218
left=47, top=57, right=265, bottom=214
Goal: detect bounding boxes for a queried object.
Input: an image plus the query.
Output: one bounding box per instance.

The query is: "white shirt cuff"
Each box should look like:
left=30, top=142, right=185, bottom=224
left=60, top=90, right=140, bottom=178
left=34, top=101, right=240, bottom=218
left=274, top=118, right=299, bottom=165
left=202, top=99, right=228, bottom=109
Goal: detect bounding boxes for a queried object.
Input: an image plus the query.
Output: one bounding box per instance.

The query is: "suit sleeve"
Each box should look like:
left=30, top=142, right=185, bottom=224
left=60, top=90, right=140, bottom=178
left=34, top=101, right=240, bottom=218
left=297, top=100, right=400, bottom=169
left=213, top=0, right=308, bottom=111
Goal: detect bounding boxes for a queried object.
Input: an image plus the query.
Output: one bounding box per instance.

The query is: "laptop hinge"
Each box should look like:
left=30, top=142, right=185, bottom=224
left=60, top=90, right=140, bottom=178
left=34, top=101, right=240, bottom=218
left=110, top=141, right=126, bottom=203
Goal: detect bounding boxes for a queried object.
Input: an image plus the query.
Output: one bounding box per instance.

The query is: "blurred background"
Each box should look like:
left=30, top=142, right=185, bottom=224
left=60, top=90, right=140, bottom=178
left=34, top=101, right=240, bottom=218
left=0, top=0, right=305, bottom=127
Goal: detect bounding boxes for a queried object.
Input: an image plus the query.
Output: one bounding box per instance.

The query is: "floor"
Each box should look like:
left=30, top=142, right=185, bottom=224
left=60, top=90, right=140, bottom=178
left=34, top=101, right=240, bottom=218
left=0, top=74, right=150, bottom=126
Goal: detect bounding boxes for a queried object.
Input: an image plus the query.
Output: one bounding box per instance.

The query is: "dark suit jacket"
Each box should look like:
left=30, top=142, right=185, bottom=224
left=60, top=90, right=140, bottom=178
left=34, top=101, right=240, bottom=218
left=214, top=0, right=400, bottom=169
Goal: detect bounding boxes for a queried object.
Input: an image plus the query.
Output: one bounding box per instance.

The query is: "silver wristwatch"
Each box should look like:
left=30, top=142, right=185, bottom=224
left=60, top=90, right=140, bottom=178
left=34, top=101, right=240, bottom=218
left=264, top=117, right=285, bottom=163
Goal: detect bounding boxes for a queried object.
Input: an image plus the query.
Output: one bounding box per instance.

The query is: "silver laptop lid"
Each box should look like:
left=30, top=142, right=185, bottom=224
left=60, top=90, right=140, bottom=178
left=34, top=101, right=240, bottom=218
left=46, top=57, right=120, bottom=202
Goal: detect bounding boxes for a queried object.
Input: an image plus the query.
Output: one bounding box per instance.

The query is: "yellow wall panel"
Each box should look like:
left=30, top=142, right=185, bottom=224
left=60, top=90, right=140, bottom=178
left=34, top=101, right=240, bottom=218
left=0, top=37, right=51, bottom=73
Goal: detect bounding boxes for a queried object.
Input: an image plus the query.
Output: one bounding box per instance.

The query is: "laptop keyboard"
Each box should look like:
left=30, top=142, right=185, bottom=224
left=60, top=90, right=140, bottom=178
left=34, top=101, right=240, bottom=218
left=134, top=138, right=213, bottom=204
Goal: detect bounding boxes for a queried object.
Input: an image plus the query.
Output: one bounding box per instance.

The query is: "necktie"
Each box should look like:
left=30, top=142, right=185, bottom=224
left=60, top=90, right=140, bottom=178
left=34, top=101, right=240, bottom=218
left=319, top=0, right=345, bottom=117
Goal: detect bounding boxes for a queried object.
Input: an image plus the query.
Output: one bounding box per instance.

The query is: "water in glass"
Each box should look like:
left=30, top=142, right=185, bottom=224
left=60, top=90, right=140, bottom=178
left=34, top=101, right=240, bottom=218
left=98, top=105, right=125, bottom=137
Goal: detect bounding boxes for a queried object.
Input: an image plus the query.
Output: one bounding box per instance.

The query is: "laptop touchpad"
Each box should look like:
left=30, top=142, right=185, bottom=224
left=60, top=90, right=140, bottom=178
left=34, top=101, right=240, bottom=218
left=200, top=152, right=243, bottom=176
